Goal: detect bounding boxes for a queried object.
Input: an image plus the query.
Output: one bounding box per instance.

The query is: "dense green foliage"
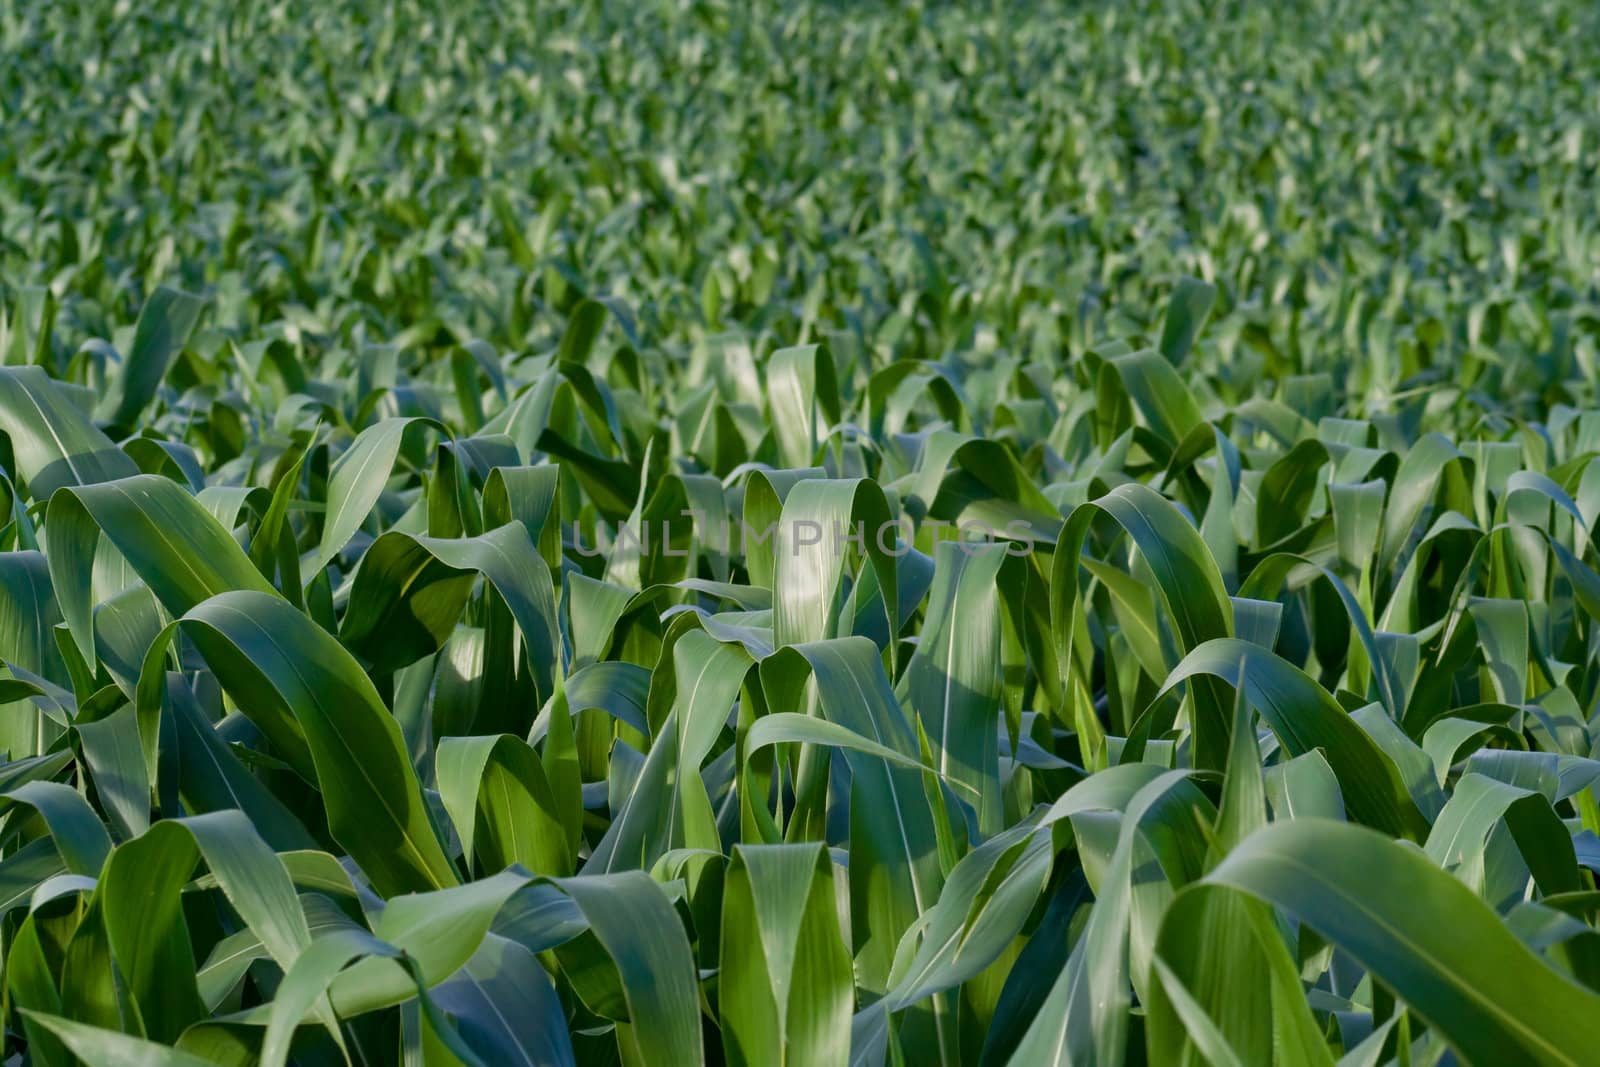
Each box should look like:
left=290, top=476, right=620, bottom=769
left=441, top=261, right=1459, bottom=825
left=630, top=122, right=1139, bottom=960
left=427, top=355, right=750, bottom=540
left=3, top=0, right=1600, bottom=1064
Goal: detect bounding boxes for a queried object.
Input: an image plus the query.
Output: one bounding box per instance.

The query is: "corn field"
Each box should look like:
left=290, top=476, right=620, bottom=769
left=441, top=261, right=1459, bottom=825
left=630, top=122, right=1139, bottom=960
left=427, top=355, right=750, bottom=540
left=2, top=0, right=1600, bottom=1064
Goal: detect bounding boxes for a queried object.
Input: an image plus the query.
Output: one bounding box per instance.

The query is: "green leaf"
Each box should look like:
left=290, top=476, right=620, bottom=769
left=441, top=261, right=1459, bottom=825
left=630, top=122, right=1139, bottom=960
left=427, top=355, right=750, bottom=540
left=144, top=591, right=458, bottom=896
left=98, top=286, right=207, bottom=428
left=46, top=474, right=276, bottom=666
left=1161, top=639, right=1428, bottom=839
left=905, top=541, right=1010, bottom=834
left=761, top=639, right=944, bottom=993
left=4, top=780, right=112, bottom=875
left=341, top=522, right=560, bottom=697
left=720, top=842, right=853, bottom=1067
left=1209, top=819, right=1600, bottom=1066
left=20, top=1012, right=217, bottom=1067
left=1053, top=483, right=1234, bottom=768
left=559, top=871, right=706, bottom=1067
left=437, top=734, right=570, bottom=877
left=310, top=417, right=445, bottom=577
left=1158, top=277, right=1217, bottom=365
left=0, top=366, right=139, bottom=501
